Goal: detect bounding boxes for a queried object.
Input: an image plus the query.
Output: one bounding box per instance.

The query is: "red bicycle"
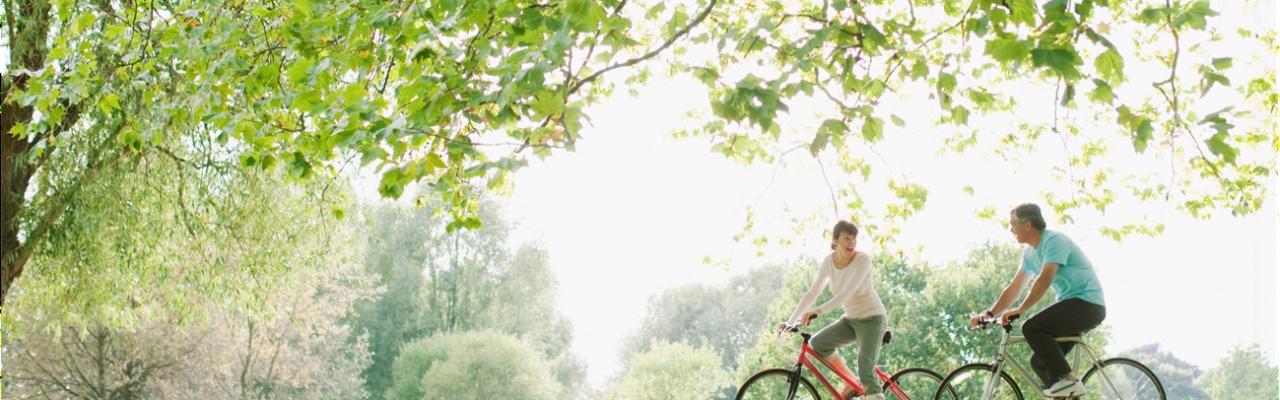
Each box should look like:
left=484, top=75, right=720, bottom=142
left=735, top=321, right=952, bottom=400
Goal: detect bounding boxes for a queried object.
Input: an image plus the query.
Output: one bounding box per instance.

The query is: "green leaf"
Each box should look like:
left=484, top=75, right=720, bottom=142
left=98, top=93, right=121, bottom=114
left=949, top=106, right=970, bottom=124
left=1212, top=57, right=1233, bottom=70
left=1031, top=47, right=1082, bottom=80
left=890, top=115, right=906, bottom=127
left=342, top=85, right=367, bottom=106
left=1205, top=132, right=1236, bottom=163
left=1173, top=0, right=1216, bottom=30
left=812, top=119, right=847, bottom=155
left=861, top=116, right=884, bottom=142
left=294, top=0, right=313, bottom=16
left=985, top=37, right=1030, bottom=63
left=378, top=168, right=408, bottom=198
left=645, top=2, right=666, bottom=19
left=1089, top=79, right=1114, bottom=104
left=856, top=22, right=888, bottom=52
left=287, top=58, right=315, bottom=85
left=1060, top=84, right=1075, bottom=106
left=1137, top=6, right=1172, bottom=24
left=1008, top=0, right=1038, bottom=26
left=911, top=60, right=929, bottom=80
left=530, top=91, right=564, bottom=117
left=937, top=72, right=957, bottom=94
left=1094, top=49, right=1125, bottom=84
left=1133, top=120, right=1152, bottom=153
left=1201, top=71, right=1230, bottom=96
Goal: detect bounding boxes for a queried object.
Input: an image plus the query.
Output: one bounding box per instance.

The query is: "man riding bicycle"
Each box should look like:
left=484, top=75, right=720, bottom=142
left=969, top=203, right=1106, bottom=398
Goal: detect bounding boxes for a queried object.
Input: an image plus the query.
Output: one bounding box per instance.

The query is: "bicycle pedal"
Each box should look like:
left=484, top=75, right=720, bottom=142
left=1047, top=396, right=1081, bottom=400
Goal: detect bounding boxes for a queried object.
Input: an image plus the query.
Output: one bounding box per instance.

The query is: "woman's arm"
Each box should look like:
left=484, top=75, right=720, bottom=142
left=786, top=261, right=829, bottom=324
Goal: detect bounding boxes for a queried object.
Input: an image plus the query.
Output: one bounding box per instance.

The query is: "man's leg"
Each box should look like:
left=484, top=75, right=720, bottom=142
left=1023, top=299, right=1105, bottom=387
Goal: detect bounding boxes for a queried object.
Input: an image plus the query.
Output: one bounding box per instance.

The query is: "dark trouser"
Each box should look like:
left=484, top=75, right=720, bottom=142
left=1023, top=298, right=1106, bottom=387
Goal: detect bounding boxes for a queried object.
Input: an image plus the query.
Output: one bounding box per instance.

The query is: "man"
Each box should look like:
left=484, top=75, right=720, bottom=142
left=970, top=203, right=1106, bottom=398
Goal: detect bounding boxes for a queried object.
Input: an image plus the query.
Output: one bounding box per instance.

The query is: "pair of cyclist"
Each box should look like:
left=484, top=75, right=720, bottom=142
left=778, top=203, right=1104, bottom=399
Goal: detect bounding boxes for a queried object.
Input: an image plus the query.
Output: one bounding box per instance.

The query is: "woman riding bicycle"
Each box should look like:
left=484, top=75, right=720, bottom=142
left=970, top=203, right=1106, bottom=398
left=778, top=220, right=887, bottom=400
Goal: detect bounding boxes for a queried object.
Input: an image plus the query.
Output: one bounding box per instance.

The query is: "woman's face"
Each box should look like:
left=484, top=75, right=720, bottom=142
left=833, top=232, right=857, bottom=256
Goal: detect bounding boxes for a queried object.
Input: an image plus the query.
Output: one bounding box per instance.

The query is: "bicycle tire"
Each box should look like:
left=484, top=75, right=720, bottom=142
left=735, top=368, right=822, bottom=400
left=1081, top=357, right=1166, bottom=400
left=884, top=367, right=951, bottom=400
left=933, top=363, right=1024, bottom=400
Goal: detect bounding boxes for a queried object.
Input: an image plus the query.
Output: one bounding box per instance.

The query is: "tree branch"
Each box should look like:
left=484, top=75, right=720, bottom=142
left=568, top=0, right=719, bottom=95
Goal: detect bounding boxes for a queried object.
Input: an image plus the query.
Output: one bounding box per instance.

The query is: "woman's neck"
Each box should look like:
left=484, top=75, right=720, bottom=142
left=834, top=251, right=856, bottom=268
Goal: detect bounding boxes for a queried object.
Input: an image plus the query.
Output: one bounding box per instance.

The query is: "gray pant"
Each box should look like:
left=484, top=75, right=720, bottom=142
left=811, top=315, right=887, bottom=394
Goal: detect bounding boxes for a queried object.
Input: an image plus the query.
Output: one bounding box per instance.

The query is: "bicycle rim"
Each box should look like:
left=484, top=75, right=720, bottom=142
left=884, top=367, right=946, bottom=400
left=736, top=368, right=822, bottom=400
left=933, top=363, right=1024, bottom=400
left=1081, top=358, right=1166, bottom=400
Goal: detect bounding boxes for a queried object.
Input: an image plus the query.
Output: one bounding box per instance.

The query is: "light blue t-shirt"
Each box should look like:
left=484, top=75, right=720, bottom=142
left=1021, top=230, right=1105, bottom=306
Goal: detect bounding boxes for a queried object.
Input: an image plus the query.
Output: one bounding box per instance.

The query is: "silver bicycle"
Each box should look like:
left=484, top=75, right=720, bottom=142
left=933, top=317, right=1165, bottom=400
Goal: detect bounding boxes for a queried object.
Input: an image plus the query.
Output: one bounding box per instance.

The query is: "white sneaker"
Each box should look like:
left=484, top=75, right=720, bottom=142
left=1042, top=379, right=1085, bottom=397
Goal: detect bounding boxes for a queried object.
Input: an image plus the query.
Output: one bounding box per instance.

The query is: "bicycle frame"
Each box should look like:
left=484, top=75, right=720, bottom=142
left=793, top=336, right=910, bottom=400
left=978, top=327, right=1132, bottom=399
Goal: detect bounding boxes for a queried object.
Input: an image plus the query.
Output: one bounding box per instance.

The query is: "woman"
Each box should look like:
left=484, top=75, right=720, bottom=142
left=780, top=220, right=887, bottom=400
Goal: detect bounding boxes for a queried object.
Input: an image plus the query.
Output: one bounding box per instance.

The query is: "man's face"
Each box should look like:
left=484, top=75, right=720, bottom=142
left=1009, top=213, right=1033, bottom=244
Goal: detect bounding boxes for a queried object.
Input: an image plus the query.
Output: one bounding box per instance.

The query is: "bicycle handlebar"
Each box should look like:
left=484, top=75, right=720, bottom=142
left=976, top=314, right=1019, bottom=331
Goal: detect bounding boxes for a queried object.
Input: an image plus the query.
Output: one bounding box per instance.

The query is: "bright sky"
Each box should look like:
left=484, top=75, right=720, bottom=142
left=490, top=1, right=1279, bottom=389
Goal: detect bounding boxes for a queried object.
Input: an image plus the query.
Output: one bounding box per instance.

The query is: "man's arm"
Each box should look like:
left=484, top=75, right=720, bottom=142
left=989, top=269, right=1032, bottom=315
left=1003, top=263, right=1059, bottom=321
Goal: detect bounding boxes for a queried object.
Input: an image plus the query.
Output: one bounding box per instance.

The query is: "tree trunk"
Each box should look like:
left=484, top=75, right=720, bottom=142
left=1, top=0, right=53, bottom=309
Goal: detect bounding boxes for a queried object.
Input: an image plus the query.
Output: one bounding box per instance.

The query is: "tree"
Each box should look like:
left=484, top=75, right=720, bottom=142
left=3, top=319, right=192, bottom=399
left=2, top=144, right=373, bottom=399
left=1, top=0, right=716, bottom=308
left=605, top=340, right=730, bottom=400
left=1200, top=344, right=1278, bottom=400
left=4, top=234, right=375, bottom=400
left=621, top=262, right=788, bottom=371
left=7, top=0, right=1270, bottom=310
left=387, top=330, right=561, bottom=400
left=1121, top=344, right=1209, bottom=400
left=351, top=201, right=586, bottom=399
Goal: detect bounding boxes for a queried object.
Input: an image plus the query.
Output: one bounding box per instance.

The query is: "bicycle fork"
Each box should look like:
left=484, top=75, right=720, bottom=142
left=984, top=334, right=1011, bottom=399
left=786, top=364, right=804, bottom=400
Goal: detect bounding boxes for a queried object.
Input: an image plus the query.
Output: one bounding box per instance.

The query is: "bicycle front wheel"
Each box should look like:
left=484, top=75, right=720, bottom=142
left=1081, top=357, right=1166, bottom=400
left=735, top=368, right=822, bottom=400
left=933, top=363, right=1024, bottom=400
left=883, top=367, right=947, bottom=400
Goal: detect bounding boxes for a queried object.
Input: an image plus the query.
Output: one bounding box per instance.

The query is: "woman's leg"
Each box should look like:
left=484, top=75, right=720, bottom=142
left=811, top=318, right=860, bottom=396
left=850, top=315, right=888, bottom=394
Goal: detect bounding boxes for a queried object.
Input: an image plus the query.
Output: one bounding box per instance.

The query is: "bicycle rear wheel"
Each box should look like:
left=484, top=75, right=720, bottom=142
left=883, top=367, right=948, bottom=400
left=1081, top=357, right=1166, bottom=400
left=735, top=368, right=822, bottom=400
left=933, top=363, right=1024, bottom=400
